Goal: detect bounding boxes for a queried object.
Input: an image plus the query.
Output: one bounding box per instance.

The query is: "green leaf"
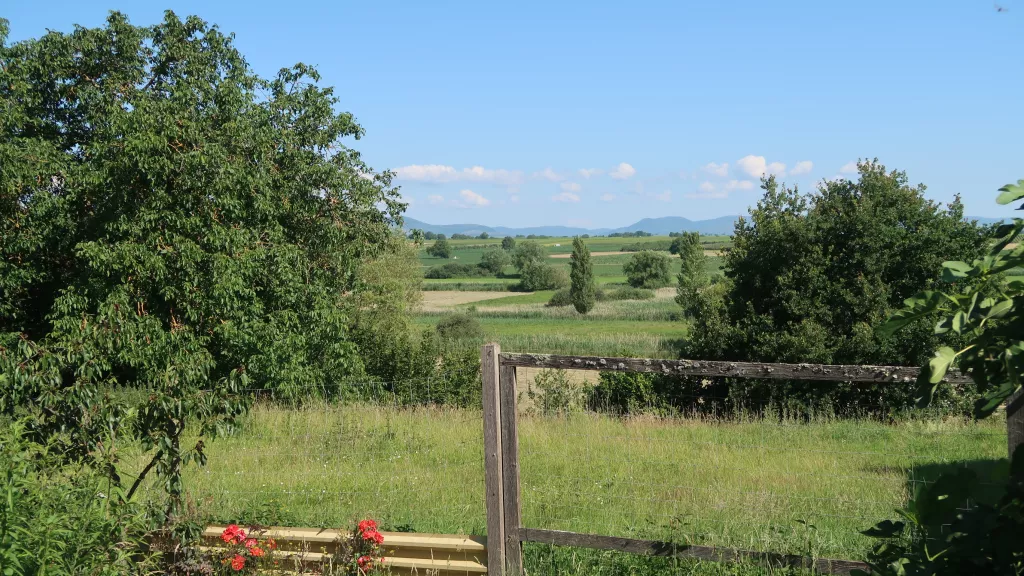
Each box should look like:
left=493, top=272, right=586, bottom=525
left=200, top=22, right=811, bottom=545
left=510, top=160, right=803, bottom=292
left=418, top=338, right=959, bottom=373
left=940, top=260, right=973, bottom=282
left=927, top=347, right=956, bottom=384
left=996, top=179, right=1024, bottom=205
left=861, top=519, right=905, bottom=539
left=985, top=299, right=1015, bottom=320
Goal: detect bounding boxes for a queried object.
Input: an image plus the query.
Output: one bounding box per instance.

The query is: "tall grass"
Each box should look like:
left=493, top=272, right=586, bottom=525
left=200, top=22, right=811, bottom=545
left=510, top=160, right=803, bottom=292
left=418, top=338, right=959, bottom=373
left=130, top=403, right=1006, bottom=572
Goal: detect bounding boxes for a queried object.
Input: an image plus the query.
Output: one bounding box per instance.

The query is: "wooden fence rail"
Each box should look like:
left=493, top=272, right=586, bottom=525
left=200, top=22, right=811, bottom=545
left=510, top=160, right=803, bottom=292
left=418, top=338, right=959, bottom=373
left=484, top=347, right=1024, bottom=576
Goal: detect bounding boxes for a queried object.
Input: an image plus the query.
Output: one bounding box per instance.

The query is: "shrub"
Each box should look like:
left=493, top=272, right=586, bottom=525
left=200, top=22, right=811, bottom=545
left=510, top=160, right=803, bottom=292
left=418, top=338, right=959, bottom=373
left=605, top=287, right=655, bottom=301
left=479, top=248, right=511, bottom=275
left=622, top=251, right=672, bottom=288
left=0, top=422, right=157, bottom=575
left=435, top=314, right=484, bottom=341
left=426, top=238, right=453, bottom=258
left=518, top=261, right=569, bottom=291
left=501, top=236, right=516, bottom=251
left=424, top=262, right=489, bottom=279
left=525, top=369, right=586, bottom=416
left=547, top=289, right=573, bottom=307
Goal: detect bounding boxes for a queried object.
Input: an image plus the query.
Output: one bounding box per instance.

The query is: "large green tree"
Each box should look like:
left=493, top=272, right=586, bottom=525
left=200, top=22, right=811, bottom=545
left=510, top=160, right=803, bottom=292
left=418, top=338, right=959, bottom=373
left=569, top=236, right=596, bottom=314
left=682, top=161, right=989, bottom=412
left=623, top=250, right=672, bottom=289
left=0, top=12, right=402, bottom=516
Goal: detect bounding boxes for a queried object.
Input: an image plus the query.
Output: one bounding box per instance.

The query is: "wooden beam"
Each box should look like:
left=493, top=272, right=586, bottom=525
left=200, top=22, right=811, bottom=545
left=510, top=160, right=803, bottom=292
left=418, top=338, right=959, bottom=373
left=519, top=529, right=867, bottom=575
left=499, top=353, right=972, bottom=384
left=481, top=343, right=506, bottom=576
left=1008, top=388, right=1024, bottom=461
left=499, top=365, right=523, bottom=575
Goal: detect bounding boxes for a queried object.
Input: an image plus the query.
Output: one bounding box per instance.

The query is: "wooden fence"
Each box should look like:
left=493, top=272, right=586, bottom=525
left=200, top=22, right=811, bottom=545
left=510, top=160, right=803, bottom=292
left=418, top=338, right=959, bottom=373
left=482, top=343, right=1024, bottom=576
left=200, top=525, right=488, bottom=574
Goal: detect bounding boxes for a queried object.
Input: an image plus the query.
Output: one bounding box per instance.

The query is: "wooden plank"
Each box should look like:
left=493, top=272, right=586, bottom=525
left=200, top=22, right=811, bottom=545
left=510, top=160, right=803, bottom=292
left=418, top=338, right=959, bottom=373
left=202, top=526, right=486, bottom=552
left=499, top=365, right=524, bottom=575
left=481, top=343, right=506, bottom=576
left=519, top=529, right=867, bottom=575
left=1008, top=387, right=1024, bottom=461
left=499, top=353, right=973, bottom=384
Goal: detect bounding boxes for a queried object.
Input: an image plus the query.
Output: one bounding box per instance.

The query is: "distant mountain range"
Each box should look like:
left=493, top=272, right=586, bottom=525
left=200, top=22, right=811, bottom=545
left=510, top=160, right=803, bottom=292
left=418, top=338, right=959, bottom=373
left=402, top=216, right=742, bottom=236
left=403, top=215, right=1006, bottom=237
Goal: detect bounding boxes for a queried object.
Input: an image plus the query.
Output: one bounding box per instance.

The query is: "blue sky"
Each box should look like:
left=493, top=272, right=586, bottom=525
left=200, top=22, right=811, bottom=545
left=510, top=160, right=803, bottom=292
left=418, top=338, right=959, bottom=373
left=7, top=1, right=1023, bottom=228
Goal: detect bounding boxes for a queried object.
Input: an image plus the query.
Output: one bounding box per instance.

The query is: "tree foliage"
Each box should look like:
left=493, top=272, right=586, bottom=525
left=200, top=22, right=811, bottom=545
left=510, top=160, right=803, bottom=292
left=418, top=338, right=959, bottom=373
left=622, top=251, right=672, bottom=289
left=857, top=180, right=1024, bottom=575
left=426, top=238, right=453, bottom=258
left=479, top=248, right=511, bottom=275
left=681, top=162, right=989, bottom=414
left=0, top=11, right=402, bottom=521
left=502, top=236, right=516, bottom=251
left=674, top=231, right=708, bottom=316
left=512, top=240, right=546, bottom=270
left=569, top=236, right=596, bottom=314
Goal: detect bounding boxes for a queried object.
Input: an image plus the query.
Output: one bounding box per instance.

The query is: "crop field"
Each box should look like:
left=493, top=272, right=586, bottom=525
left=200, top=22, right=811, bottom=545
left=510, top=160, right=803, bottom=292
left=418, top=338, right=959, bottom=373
left=154, top=403, right=1007, bottom=572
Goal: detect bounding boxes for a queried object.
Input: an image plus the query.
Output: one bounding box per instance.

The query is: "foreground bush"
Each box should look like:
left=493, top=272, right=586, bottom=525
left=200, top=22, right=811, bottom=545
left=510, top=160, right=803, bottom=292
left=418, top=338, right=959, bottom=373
left=0, top=422, right=157, bottom=575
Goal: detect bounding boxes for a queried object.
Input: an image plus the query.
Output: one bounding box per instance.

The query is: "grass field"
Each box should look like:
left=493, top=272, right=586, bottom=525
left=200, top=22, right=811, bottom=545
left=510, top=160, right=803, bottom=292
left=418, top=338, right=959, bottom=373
left=150, top=403, right=1007, bottom=573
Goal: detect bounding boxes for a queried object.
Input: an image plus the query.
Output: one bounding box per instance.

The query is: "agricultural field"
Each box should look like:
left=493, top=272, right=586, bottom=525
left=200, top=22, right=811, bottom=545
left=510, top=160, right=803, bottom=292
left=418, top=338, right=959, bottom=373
left=416, top=235, right=720, bottom=356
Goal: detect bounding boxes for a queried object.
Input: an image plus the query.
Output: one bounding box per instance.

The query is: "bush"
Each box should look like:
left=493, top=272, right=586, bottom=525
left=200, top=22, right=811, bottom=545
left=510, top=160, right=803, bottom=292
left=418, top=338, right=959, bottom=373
left=518, top=261, right=569, bottom=291
left=525, top=369, right=586, bottom=416
left=0, top=422, right=157, bottom=575
left=435, top=314, right=484, bottom=341
left=622, top=251, right=672, bottom=288
left=426, top=238, right=453, bottom=258
left=605, top=287, right=655, bottom=301
left=424, top=262, right=489, bottom=279
left=479, top=248, right=511, bottom=275
left=547, top=289, right=573, bottom=307
left=501, top=236, right=516, bottom=251
left=512, top=241, right=547, bottom=270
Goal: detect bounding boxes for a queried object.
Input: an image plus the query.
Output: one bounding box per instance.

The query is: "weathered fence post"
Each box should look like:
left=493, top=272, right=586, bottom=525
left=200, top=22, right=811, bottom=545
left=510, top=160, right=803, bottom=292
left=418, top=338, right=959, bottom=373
left=1008, top=388, right=1024, bottom=461
left=482, top=343, right=506, bottom=575
left=499, top=364, right=524, bottom=575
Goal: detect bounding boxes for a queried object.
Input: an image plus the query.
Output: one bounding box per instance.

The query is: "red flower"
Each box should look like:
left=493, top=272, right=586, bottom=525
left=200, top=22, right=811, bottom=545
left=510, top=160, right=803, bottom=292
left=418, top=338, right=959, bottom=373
left=244, top=538, right=257, bottom=549
left=221, top=525, right=246, bottom=545
left=250, top=546, right=265, bottom=558
left=266, top=538, right=277, bottom=550
left=231, top=554, right=245, bottom=571
left=357, top=555, right=372, bottom=568
left=361, top=529, right=383, bottom=543
left=373, top=531, right=384, bottom=545
left=358, top=519, right=378, bottom=533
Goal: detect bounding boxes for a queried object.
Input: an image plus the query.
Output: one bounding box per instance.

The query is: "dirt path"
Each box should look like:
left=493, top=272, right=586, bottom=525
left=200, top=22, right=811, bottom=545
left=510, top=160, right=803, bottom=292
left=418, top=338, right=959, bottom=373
left=420, top=291, right=524, bottom=311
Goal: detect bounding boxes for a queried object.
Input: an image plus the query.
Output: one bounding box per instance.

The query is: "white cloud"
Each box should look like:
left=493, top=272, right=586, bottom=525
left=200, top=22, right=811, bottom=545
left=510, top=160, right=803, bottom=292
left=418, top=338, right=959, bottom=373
left=699, top=181, right=716, bottom=193
left=725, top=179, right=755, bottom=192
left=702, top=162, right=729, bottom=177
left=790, top=160, right=813, bottom=175
left=534, top=167, right=564, bottom=182
left=459, top=189, right=490, bottom=207
left=395, top=164, right=458, bottom=182
left=552, top=191, right=581, bottom=203
left=684, top=191, right=729, bottom=199
left=427, top=194, right=445, bottom=205
left=601, top=193, right=616, bottom=202
left=394, top=164, right=523, bottom=186
left=840, top=161, right=858, bottom=174
left=736, top=155, right=786, bottom=178
left=561, top=181, right=582, bottom=192
left=510, top=195, right=520, bottom=203
left=654, top=190, right=672, bottom=202
left=578, top=168, right=603, bottom=179
left=609, top=162, right=636, bottom=180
